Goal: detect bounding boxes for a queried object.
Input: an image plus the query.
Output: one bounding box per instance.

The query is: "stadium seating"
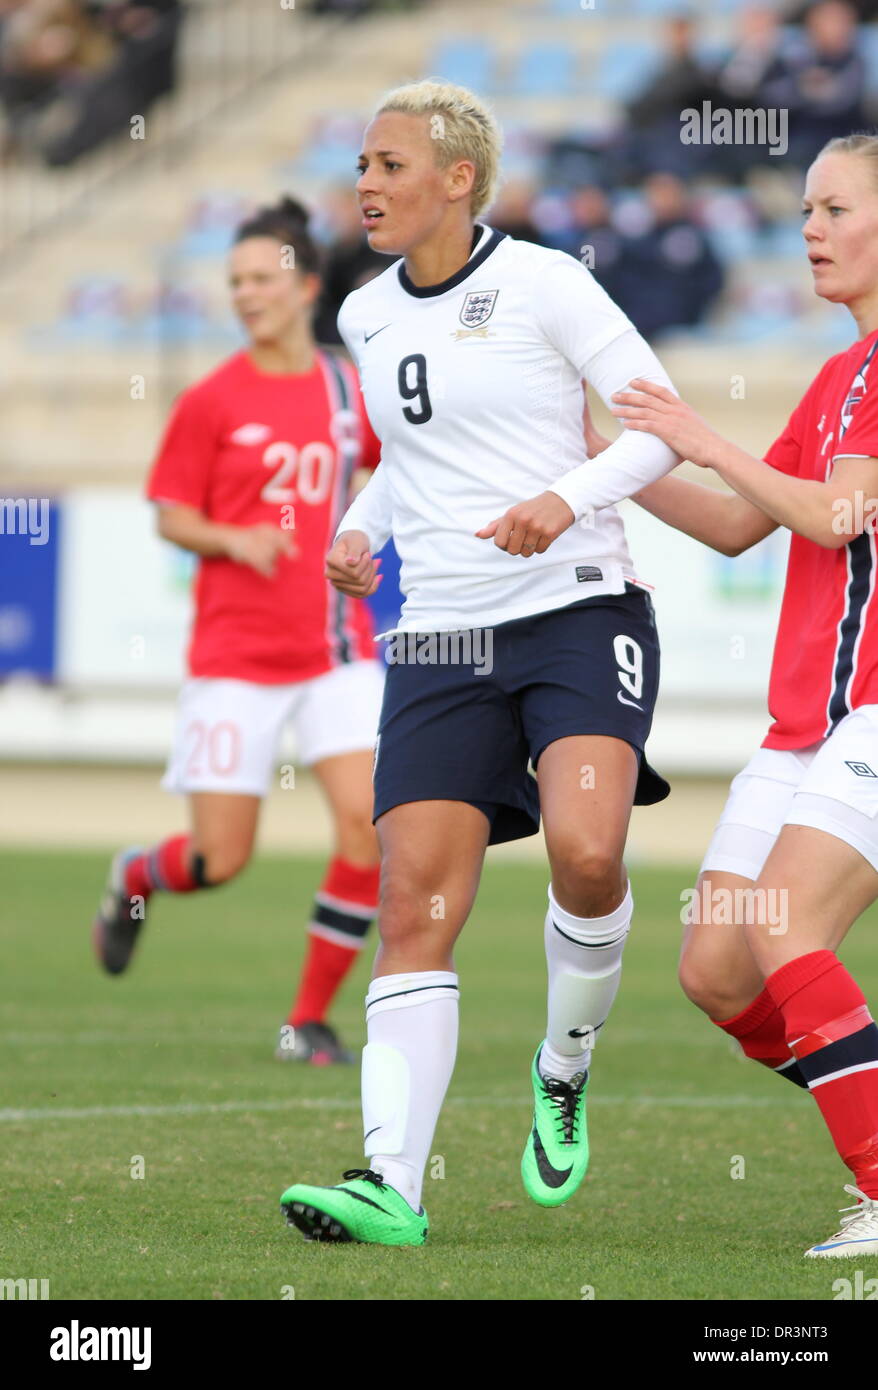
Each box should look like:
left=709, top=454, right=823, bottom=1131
left=427, top=38, right=497, bottom=91
left=0, top=0, right=854, bottom=496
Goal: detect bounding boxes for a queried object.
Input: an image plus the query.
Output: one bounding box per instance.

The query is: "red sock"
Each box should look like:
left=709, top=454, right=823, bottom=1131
left=765, top=949, right=878, bottom=1198
left=714, top=989, right=807, bottom=1087
left=288, top=857, right=380, bottom=1027
left=124, top=835, right=200, bottom=899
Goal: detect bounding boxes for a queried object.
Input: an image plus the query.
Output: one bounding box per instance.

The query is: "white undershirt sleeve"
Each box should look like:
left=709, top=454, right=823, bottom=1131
left=334, top=460, right=393, bottom=554
left=550, top=328, right=681, bottom=518
left=531, top=257, right=680, bottom=519
left=333, top=298, right=393, bottom=552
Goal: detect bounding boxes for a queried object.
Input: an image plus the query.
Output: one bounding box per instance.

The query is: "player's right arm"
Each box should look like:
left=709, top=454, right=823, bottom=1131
left=326, top=454, right=393, bottom=598
left=156, top=503, right=295, bottom=578
left=325, top=528, right=382, bottom=598
left=326, top=304, right=392, bottom=598
left=584, top=396, right=777, bottom=557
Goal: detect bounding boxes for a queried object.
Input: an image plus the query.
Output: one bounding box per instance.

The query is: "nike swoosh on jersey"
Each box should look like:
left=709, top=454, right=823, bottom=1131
left=364, top=324, right=391, bottom=342
left=617, top=691, right=643, bottom=710
left=531, top=1128, right=573, bottom=1188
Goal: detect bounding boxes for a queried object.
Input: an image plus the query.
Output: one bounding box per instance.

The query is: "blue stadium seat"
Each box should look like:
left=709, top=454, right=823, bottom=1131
left=35, top=276, right=132, bottom=346
left=632, top=0, right=692, bottom=14
left=595, top=41, right=659, bottom=101
left=427, top=38, right=496, bottom=92
left=705, top=224, right=761, bottom=266
left=291, top=114, right=368, bottom=178
left=547, top=0, right=628, bottom=16
left=508, top=42, right=578, bottom=97
left=762, top=219, right=806, bottom=261
left=176, top=192, right=252, bottom=258
left=861, top=26, right=878, bottom=91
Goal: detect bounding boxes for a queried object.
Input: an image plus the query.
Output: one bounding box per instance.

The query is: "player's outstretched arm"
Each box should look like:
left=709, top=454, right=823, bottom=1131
left=632, top=477, right=779, bottom=556
left=156, top=503, right=295, bottom=577
left=585, top=395, right=777, bottom=557
left=612, top=379, right=878, bottom=549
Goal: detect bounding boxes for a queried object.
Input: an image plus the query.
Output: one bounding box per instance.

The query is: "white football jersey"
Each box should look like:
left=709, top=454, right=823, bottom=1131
left=337, top=225, right=677, bottom=633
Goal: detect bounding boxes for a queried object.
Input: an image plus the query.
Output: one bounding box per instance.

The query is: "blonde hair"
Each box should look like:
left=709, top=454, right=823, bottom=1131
left=373, top=78, right=503, bottom=219
left=818, top=131, right=878, bottom=185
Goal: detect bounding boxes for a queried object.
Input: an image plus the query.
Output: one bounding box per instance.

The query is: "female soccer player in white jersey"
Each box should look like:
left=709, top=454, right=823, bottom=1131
left=602, top=134, right=878, bottom=1258
left=92, top=198, right=386, bottom=1065
left=279, top=80, right=684, bottom=1246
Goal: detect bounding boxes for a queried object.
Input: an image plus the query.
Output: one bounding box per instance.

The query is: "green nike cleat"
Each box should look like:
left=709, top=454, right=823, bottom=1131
left=281, top=1168, right=428, bottom=1246
left=521, top=1044, right=589, bottom=1208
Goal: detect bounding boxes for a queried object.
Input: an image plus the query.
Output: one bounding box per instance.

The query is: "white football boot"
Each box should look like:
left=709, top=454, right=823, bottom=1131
left=805, top=1184, right=878, bottom=1258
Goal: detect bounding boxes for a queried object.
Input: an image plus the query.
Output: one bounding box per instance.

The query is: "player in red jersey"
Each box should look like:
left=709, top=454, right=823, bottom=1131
left=91, top=197, right=386, bottom=1064
left=600, top=133, right=878, bottom=1256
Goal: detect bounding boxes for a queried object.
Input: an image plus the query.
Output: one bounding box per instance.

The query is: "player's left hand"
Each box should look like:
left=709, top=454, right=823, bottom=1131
left=610, top=379, right=719, bottom=467
left=475, top=491, right=575, bottom=556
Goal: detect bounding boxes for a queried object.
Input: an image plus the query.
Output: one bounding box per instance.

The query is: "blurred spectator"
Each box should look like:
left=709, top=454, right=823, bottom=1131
left=787, top=0, right=878, bottom=23
left=91, top=1, right=182, bottom=116
left=312, top=184, right=390, bottom=345
left=717, top=6, right=787, bottom=102
left=620, top=14, right=716, bottom=179
left=611, top=173, right=725, bottom=341
left=0, top=0, right=181, bottom=165
left=782, top=0, right=867, bottom=168
left=0, top=0, right=114, bottom=153
left=545, top=185, right=634, bottom=310
left=712, top=6, right=799, bottom=180
left=311, top=0, right=374, bottom=13
left=489, top=178, right=542, bottom=244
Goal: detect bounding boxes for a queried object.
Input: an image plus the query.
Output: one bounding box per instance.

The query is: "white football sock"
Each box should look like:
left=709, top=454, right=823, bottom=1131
left=540, top=882, right=633, bottom=1081
left=361, top=970, right=459, bottom=1212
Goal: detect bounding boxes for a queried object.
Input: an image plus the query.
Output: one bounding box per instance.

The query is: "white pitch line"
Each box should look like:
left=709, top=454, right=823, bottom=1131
left=0, top=1094, right=795, bottom=1123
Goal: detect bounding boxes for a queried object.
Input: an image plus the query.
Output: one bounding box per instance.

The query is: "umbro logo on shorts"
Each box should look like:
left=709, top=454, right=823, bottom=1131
left=230, top=423, right=272, bottom=446
left=846, top=760, right=878, bottom=778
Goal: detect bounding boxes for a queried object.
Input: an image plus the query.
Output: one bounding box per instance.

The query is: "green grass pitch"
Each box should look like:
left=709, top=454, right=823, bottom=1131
left=2, top=847, right=876, bottom=1301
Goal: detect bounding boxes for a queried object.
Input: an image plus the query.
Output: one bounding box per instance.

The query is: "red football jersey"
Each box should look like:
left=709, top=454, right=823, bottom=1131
left=147, top=350, right=382, bottom=683
left=763, top=327, right=878, bottom=748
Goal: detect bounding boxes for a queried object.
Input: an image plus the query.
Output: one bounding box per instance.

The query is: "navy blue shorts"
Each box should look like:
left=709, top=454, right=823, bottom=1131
left=372, top=584, right=669, bottom=846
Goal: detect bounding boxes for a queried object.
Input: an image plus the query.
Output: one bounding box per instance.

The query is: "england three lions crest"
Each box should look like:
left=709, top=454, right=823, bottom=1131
left=460, top=290, right=498, bottom=327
